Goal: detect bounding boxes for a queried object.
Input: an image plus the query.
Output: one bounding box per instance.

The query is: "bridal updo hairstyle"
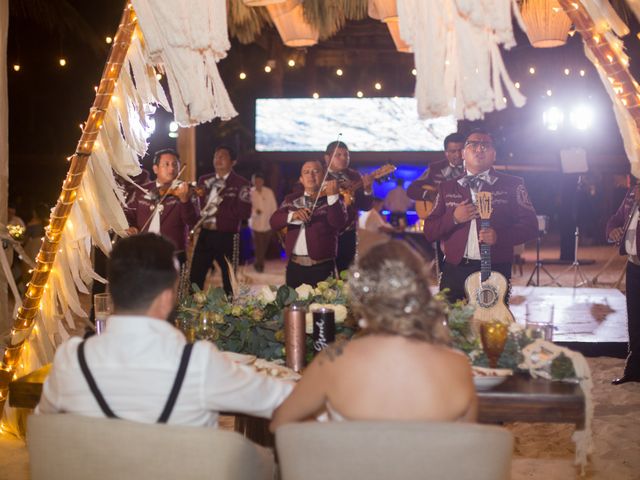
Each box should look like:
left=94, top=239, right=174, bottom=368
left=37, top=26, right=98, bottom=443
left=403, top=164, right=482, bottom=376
left=348, top=240, right=448, bottom=343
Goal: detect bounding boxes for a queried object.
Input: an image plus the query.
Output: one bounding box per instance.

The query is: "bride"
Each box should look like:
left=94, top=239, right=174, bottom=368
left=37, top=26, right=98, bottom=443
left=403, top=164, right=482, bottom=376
left=270, top=240, right=476, bottom=430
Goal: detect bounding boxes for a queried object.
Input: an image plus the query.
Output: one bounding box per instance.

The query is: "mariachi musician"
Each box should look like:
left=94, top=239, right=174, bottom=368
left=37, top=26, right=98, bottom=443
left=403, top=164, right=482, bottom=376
left=607, top=180, right=640, bottom=385
left=270, top=160, right=348, bottom=288
left=322, top=141, right=374, bottom=272
left=189, top=145, right=252, bottom=297
left=126, top=148, right=199, bottom=265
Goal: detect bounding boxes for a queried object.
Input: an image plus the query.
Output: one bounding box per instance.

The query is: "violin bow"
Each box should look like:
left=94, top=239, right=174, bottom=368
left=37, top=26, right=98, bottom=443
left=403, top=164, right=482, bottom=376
left=310, top=133, right=343, bottom=215
left=139, top=165, right=187, bottom=233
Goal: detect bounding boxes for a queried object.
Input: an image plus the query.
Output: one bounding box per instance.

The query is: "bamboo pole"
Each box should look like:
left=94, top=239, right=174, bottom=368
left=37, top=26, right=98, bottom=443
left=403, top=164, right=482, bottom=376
left=556, top=0, right=640, bottom=129
left=0, top=2, right=138, bottom=419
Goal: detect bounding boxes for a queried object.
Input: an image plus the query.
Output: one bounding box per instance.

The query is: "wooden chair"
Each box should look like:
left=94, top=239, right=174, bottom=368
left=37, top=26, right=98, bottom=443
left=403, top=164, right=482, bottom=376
left=276, top=421, right=513, bottom=480
left=27, top=414, right=275, bottom=480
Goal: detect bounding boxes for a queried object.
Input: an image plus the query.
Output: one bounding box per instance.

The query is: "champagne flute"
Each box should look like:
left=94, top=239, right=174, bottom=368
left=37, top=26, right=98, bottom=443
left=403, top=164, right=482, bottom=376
left=94, top=293, right=113, bottom=335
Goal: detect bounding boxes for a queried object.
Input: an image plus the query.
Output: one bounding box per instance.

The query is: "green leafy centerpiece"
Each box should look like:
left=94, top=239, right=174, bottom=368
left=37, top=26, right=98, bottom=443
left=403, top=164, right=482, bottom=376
left=177, top=277, right=356, bottom=361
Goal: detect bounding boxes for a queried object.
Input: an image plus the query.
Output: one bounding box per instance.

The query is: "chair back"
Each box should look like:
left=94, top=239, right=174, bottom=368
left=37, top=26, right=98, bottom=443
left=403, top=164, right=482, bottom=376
left=276, top=421, right=513, bottom=480
left=27, top=414, right=274, bottom=480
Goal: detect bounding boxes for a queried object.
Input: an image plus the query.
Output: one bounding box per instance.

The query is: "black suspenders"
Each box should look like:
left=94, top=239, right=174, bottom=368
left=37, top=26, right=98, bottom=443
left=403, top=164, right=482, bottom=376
left=77, top=340, right=195, bottom=423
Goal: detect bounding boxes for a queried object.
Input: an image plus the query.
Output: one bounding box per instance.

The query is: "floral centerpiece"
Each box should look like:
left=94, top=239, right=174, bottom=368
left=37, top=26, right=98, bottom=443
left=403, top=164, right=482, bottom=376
left=442, top=295, right=576, bottom=378
left=177, top=276, right=357, bottom=361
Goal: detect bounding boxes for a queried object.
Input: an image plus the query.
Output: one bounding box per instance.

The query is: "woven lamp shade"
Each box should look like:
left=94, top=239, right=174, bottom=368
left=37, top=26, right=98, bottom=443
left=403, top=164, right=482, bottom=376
left=369, top=0, right=398, bottom=23
left=521, top=0, right=572, bottom=48
left=267, top=0, right=319, bottom=47
left=243, top=0, right=285, bottom=6
left=386, top=19, right=411, bottom=53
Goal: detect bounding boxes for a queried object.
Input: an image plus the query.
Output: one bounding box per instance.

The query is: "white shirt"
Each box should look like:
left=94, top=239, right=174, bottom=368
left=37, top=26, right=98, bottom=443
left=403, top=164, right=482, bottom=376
left=288, top=194, right=339, bottom=256
left=384, top=186, right=413, bottom=213
left=36, top=315, right=293, bottom=427
left=462, top=169, right=491, bottom=260
left=249, top=186, right=277, bottom=233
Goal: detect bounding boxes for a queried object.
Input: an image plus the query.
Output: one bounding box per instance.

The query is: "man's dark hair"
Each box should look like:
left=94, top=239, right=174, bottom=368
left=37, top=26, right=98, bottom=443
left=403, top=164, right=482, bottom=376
left=252, top=172, right=265, bottom=181
left=464, top=128, right=493, bottom=144
left=325, top=141, right=349, bottom=155
left=443, top=132, right=465, bottom=149
left=215, top=144, right=237, bottom=161
left=153, top=148, right=180, bottom=165
left=108, top=234, right=178, bottom=312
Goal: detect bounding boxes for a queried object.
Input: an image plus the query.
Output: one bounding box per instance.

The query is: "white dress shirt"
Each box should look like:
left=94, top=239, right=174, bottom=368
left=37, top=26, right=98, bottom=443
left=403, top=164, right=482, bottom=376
left=462, top=169, right=492, bottom=260
left=625, top=208, right=639, bottom=256
left=36, top=315, right=293, bottom=426
left=249, top=186, right=278, bottom=233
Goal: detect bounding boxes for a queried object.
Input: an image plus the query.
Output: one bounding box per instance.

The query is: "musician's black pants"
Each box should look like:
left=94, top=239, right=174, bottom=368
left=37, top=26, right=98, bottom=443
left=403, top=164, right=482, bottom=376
left=190, top=230, right=235, bottom=296
left=624, top=261, right=640, bottom=377
left=336, top=229, right=356, bottom=274
left=286, top=260, right=335, bottom=289
left=440, top=259, right=512, bottom=304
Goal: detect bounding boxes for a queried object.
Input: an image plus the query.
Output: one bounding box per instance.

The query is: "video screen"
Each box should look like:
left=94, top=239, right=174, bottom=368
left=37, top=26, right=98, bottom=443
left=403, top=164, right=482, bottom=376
left=255, top=97, right=457, bottom=152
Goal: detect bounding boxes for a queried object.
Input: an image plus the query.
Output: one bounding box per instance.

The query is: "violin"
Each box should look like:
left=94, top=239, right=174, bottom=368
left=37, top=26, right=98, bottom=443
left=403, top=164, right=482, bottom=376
left=158, top=182, right=206, bottom=199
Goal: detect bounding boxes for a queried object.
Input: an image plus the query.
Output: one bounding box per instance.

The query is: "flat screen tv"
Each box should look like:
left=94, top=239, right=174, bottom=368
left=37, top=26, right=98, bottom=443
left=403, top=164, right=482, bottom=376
left=255, top=97, right=457, bottom=152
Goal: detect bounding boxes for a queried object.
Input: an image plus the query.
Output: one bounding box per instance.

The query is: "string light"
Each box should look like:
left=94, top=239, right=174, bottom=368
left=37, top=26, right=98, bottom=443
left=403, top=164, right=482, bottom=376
left=374, top=82, right=382, bottom=90
left=356, top=90, right=364, bottom=98
left=59, top=58, right=67, bottom=67
left=411, top=68, right=417, bottom=76
left=546, top=89, right=553, bottom=96
left=312, top=92, right=319, bottom=99
left=336, top=68, right=343, bottom=76
left=564, top=68, right=570, bottom=75
left=579, top=69, right=586, bottom=77
left=12, top=64, right=20, bottom=72
left=515, top=81, right=520, bottom=89
left=529, top=67, right=536, bottom=75
left=105, top=36, right=113, bottom=44
left=264, top=65, right=272, bottom=73
left=239, top=72, right=247, bottom=80
left=156, top=73, right=162, bottom=81
left=287, top=59, right=295, bottom=67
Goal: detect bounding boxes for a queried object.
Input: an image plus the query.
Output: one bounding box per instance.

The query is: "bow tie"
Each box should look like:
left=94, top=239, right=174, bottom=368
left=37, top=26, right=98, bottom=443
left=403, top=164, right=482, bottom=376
left=442, top=165, right=464, bottom=180
left=458, top=173, right=495, bottom=191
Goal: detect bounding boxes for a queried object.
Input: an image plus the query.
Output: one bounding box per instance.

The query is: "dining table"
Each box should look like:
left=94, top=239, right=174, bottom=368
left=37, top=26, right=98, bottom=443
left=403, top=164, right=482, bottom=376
left=9, top=364, right=585, bottom=447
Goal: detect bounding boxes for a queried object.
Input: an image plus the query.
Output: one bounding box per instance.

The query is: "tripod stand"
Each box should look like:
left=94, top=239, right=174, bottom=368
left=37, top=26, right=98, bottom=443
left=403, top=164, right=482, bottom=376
left=554, top=227, right=591, bottom=288
left=526, top=233, right=561, bottom=286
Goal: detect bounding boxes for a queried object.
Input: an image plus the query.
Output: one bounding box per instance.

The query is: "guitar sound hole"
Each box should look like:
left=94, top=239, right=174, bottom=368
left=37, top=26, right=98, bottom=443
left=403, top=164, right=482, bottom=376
left=477, top=287, right=498, bottom=308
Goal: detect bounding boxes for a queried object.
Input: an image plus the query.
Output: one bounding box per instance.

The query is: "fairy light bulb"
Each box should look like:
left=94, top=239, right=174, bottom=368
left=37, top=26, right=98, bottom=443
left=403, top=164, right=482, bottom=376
left=411, top=68, right=417, bottom=76
left=529, top=66, right=535, bottom=75
left=336, top=68, right=343, bottom=76
left=515, top=81, right=520, bottom=89
left=239, top=72, right=247, bottom=80
left=264, top=65, right=272, bottom=73
left=288, top=59, right=295, bottom=67
left=564, top=68, right=570, bottom=75
left=579, top=69, right=586, bottom=77
left=312, top=92, right=319, bottom=99
left=59, top=58, right=67, bottom=67
left=13, top=64, right=20, bottom=72
left=105, top=36, right=113, bottom=44
left=356, top=91, right=364, bottom=98
left=374, top=82, right=382, bottom=90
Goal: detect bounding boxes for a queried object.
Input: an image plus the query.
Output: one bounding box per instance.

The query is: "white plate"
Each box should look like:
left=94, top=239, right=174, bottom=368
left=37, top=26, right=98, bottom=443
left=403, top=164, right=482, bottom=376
left=473, top=375, right=508, bottom=391
left=222, top=352, right=257, bottom=365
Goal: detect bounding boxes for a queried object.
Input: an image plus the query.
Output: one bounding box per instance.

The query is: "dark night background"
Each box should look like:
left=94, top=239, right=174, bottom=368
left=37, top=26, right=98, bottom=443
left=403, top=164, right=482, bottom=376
left=5, top=1, right=640, bottom=255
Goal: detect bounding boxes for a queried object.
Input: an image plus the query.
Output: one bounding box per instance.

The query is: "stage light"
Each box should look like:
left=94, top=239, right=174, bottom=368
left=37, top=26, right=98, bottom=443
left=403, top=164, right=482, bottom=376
left=239, top=72, right=247, bottom=80
left=543, top=106, right=564, bottom=131
left=336, top=68, right=343, bottom=76
left=570, top=105, right=594, bottom=130
left=169, top=121, right=178, bottom=133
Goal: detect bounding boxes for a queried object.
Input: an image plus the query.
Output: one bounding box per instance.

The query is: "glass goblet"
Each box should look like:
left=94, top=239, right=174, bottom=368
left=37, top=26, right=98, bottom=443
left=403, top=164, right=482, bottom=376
left=480, top=321, right=509, bottom=368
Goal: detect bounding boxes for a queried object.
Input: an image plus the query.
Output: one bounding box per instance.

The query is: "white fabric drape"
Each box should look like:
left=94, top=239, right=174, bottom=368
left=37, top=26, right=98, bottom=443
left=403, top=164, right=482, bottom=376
left=397, top=0, right=526, bottom=120
left=131, top=0, right=237, bottom=126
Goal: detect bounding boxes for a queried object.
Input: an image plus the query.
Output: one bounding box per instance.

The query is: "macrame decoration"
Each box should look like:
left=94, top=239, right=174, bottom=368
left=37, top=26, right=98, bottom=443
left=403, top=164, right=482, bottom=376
left=398, top=0, right=527, bottom=120
left=131, top=0, right=237, bottom=126
left=555, top=0, right=640, bottom=179
left=520, top=0, right=572, bottom=48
